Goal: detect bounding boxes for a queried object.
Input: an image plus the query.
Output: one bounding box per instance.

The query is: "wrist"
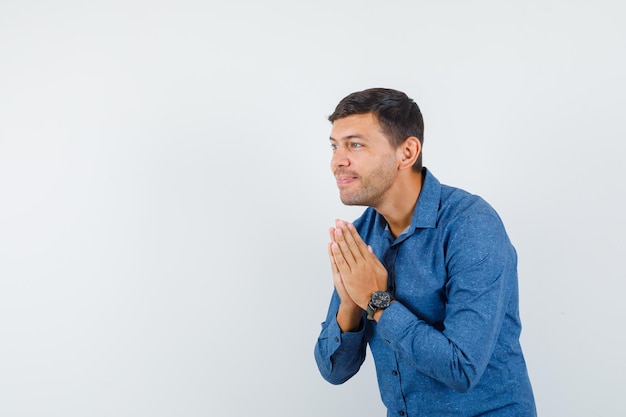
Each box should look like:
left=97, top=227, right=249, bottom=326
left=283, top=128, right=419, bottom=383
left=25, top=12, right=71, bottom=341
left=366, top=291, right=394, bottom=320
left=372, top=300, right=394, bottom=321
left=337, top=302, right=363, bottom=332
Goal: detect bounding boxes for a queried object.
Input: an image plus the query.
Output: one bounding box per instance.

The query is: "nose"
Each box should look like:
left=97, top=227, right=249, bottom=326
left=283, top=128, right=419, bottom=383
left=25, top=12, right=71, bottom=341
left=331, top=146, right=350, bottom=170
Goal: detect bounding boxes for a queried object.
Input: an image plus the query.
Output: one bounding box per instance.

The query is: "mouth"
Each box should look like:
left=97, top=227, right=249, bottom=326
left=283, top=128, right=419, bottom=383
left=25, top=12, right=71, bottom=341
left=335, top=173, right=359, bottom=187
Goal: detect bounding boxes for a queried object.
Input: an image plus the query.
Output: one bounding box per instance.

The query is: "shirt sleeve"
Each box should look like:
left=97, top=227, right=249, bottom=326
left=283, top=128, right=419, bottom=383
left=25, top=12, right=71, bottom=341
left=376, top=208, right=517, bottom=393
left=314, top=290, right=369, bottom=385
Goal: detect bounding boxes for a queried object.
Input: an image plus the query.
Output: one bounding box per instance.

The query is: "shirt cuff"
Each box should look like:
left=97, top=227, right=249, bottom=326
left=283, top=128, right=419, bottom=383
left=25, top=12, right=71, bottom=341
left=326, top=314, right=366, bottom=354
left=376, top=301, right=417, bottom=344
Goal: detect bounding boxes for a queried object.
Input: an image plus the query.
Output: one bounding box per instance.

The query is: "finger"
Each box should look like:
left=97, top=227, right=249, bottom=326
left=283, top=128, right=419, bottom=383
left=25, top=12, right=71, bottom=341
left=333, top=225, right=357, bottom=266
left=328, top=242, right=340, bottom=276
left=329, top=244, right=352, bottom=301
left=338, top=220, right=369, bottom=261
left=330, top=240, right=352, bottom=274
left=367, top=244, right=385, bottom=267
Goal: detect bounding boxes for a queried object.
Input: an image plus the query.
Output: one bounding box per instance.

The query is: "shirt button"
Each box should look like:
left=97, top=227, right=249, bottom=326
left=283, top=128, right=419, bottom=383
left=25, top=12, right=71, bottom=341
left=334, top=337, right=339, bottom=342
left=391, top=370, right=398, bottom=376
left=398, top=412, right=405, bottom=416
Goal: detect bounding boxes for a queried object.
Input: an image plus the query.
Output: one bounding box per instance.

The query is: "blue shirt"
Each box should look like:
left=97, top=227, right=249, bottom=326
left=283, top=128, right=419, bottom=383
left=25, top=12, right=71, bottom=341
left=314, top=169, right=536, bottom=417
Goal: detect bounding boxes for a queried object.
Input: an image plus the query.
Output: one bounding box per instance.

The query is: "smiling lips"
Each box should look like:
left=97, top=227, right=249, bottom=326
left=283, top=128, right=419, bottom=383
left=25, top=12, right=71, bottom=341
left=335, top=171, right=359, bottom=187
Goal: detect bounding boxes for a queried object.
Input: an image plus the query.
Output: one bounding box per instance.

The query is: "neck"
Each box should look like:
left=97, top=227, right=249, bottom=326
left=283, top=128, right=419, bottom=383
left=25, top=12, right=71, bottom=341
left=375, top=169, right=424, bottom=238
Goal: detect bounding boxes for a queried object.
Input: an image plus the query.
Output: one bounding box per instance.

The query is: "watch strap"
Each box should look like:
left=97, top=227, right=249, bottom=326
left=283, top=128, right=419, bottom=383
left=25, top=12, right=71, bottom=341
left=366, top=302, right=378, bottom=320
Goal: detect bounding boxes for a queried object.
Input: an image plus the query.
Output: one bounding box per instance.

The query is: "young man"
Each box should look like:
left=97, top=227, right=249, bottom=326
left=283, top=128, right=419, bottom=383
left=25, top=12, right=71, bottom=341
left=314, top=88, right=536, bottom=416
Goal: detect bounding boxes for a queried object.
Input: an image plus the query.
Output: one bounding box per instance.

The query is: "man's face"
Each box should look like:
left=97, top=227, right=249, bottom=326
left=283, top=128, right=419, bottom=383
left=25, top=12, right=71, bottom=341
left=329, top=113, right=399, bottom=207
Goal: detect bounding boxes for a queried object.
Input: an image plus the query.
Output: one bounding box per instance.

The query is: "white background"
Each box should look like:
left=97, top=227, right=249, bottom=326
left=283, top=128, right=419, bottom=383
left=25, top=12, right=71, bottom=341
left=1, top=1, right=625, bottom=416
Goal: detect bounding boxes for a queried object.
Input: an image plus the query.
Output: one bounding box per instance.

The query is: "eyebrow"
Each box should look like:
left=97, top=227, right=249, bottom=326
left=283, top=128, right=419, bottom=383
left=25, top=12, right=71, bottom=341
left=329, top=134, right=368, bottom=142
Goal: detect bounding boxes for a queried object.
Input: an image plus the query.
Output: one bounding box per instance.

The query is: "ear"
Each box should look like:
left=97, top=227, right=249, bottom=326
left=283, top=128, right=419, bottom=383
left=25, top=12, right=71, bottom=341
left=397, top=136, right=421, bottom=170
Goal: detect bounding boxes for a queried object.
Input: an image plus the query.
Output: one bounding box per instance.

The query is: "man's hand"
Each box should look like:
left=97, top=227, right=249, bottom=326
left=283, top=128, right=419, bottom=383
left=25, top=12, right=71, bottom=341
left=328, top=225, right=363, bottom=332
left=329, top=219, right=388, bottom=311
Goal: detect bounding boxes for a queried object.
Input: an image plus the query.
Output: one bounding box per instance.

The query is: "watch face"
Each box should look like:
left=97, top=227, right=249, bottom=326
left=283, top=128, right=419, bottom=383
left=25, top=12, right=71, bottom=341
left=371, top=291, right=391, bottom=308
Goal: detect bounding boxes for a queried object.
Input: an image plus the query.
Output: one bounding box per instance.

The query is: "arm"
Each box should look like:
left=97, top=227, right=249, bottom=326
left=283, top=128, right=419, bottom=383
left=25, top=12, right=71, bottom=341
left=314, top=220, right=386, bottom=384
left=313, top=291, right=368, bottom=385
left=377, top=211, right=517, bottom=392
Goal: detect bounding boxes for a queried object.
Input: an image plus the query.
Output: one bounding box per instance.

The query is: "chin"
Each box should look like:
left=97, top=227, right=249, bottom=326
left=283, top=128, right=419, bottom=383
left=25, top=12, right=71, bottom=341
left=339, top=194, right=368, bottom=207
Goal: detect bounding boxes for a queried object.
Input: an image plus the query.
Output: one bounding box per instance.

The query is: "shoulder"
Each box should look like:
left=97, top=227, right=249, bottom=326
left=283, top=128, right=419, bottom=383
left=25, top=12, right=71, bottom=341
left=437, top=183, right=515, bottom=266
left=413, top=169, right=503, bottom=231
left=436, top=181, right=513, bottom=262
left=438, top=182, right=503, bottom=229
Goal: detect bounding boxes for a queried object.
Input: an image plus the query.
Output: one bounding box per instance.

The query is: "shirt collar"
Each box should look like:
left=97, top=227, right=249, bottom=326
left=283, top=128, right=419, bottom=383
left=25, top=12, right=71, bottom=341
left=409, top=167, right=440, bottom=230
left=394, top=167, right=440, bottom=242
left=374, top=167, right=441, bottom=241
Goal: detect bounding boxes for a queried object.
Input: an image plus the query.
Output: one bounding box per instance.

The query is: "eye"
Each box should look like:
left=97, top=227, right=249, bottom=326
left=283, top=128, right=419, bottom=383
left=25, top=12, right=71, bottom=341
left=351, top=142, right=363, bottom=149
left=330, top=143, right=338, bottom=150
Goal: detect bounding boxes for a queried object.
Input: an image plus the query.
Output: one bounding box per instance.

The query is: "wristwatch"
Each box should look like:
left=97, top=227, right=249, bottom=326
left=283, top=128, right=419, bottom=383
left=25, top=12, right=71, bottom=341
left=366, top=291, right=394, bottom=320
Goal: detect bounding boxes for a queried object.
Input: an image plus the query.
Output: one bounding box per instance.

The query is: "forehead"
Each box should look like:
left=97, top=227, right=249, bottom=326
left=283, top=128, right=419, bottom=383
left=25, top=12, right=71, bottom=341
left=329, top=113, right=384, bottom=141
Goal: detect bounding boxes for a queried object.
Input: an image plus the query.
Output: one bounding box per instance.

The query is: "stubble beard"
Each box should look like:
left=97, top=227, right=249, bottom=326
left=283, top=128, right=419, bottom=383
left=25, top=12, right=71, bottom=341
left=338, top=158, right=397, bottom=207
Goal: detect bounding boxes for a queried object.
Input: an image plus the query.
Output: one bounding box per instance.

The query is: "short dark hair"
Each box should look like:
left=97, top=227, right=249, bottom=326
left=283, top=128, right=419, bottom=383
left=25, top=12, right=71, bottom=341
left=328, top=88, right=424, bottom=172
